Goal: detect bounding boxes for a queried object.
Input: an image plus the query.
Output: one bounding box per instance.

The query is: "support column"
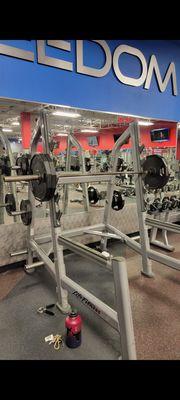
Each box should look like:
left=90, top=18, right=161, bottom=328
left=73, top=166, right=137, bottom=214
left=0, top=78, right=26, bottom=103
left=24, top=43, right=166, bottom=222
left=112, top=257, right=137, bottom=360
left=0, top=172, right=4, bottom=224
left=131, top=122, right=154, bottom=278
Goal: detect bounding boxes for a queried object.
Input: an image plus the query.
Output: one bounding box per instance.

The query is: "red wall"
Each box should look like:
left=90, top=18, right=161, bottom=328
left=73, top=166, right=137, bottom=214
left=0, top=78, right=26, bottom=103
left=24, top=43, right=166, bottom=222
left=139, top=124, right=177, bottom=149
left=52, top=122, right=177, bottom=154
left=21, top=112, right=31, bottom=150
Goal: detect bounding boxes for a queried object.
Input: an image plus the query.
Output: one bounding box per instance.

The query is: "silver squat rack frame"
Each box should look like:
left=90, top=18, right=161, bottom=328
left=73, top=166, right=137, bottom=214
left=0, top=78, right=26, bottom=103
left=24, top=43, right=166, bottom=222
left=6, top=112, right=180, bottom=359
left=26, top=112, right=137, bottom=359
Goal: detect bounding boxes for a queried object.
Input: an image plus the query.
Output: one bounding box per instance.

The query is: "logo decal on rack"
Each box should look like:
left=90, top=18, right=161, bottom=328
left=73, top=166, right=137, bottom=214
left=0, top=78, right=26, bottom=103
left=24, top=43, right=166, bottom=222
left=72, top=291, right=101, bottom=315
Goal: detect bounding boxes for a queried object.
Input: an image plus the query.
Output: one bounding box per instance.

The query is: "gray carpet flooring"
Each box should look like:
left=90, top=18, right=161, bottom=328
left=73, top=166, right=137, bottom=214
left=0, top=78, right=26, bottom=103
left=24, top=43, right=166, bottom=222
left=0, top=244, right=122, bottom=360
left=0, top=239, right=179, bottom=360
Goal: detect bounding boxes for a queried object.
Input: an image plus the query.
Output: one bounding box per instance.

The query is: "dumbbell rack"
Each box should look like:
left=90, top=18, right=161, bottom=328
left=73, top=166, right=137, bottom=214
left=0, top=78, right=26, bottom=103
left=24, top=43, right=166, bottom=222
left=145, top=190, right=180, bottom=251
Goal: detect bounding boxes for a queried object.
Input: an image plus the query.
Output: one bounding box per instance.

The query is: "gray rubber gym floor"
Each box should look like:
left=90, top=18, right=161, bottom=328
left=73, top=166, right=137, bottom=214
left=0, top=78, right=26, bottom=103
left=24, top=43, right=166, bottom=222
left=0, top=239, right=179, bottom=360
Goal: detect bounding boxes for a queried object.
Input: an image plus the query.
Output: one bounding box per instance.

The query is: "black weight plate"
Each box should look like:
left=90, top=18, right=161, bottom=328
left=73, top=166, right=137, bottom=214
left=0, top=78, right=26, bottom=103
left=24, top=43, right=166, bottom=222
left=142, top=154, right=169, bottom=189
left=154, top=200, right=163, bottom=212
left=5, top=193, right=16, bottom=215
left=0, top=156, right=11, bottom=176
left=169, top=196, right=178, bottom=209
left=20, top=199, right=32, bottom=225
left=56, top=210, right=62, bottom=221
left=85, top=158, right=91, bottom=172
left=116, top=158, right=124, bottom=171
left=30, top=154, right=57, bottom=202
left=4, top=156, right=11, bottom=176
left=111, top=191, right=125, bottom=211
left=88, top=186, right=99, bottom=204
left=162, top=196, right=171, bottom=210
left=21, top=154, right=30, bottom=175
left=16, top=154, right=30, bottom=175
left=15, top=156, right=22, bottom=175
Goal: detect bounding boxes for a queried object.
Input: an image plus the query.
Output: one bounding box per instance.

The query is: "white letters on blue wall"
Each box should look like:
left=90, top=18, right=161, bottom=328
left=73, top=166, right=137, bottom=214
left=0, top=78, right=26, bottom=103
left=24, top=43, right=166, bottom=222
left=0, top=40, right=179, bottom=120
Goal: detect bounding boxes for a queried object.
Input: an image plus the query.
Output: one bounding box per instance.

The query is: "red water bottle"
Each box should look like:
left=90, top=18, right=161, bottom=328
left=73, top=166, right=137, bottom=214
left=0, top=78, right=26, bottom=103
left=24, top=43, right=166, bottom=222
left=65, top=310, right=82, bottom=348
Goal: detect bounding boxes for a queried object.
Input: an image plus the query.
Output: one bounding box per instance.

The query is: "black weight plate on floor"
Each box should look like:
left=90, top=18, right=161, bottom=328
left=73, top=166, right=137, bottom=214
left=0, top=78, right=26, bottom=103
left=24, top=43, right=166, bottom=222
left=20, top=199, right=32, bottom=225
left=88, top=186, right=99, bottom=204
left=111, top=191, right=125, bottom=211
left=30, top=154, right=57, bottom=202
left=5, top=193, right=16, bottom=215
left=142, top=154, right=169, bottom=189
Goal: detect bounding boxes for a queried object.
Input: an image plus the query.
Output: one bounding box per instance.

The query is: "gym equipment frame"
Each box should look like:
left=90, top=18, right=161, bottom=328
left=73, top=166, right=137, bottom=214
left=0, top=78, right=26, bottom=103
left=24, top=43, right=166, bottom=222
left=30, top=113, right=137, bottom=360
left=5, top=112, right=137, bottom=360
left=5, top=112, right=180, bottom=359
left=147, top=209, right=175, bottom=252
left=63, top=130, right=89, bottom=214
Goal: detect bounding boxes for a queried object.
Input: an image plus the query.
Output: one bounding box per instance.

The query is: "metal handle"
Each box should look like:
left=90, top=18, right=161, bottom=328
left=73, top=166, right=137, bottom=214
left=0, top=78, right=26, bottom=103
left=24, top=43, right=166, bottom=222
left=10, top=249, right=28, bottom=257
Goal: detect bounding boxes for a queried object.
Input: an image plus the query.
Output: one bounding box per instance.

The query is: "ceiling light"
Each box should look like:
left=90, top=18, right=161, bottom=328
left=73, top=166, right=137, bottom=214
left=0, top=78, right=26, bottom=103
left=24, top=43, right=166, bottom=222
left=52, top=111, right=81, bottom=118
left=138, top=121, right=154, bottom=126
left=2, top=128, right=13, bottom=132
left=12, top=121, right=20, bottom=126
left=81, top=128, right=99, bottom=133
left=56, top=105, right=71, bottom=108
left=56, top=133, right=68, bottom=137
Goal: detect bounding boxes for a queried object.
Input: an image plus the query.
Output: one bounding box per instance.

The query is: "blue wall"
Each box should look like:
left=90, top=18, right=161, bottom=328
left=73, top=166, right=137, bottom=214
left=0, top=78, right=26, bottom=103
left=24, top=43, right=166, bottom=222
left=0, top=40, right=180, bottom=121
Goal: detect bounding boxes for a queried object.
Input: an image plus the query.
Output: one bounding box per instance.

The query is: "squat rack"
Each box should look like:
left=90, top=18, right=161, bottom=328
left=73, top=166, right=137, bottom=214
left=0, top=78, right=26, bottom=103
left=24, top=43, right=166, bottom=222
left=4, top=111, right=180, bottom=358
left=60, top=122, right=180, bottom=273
left=10, top=111, right=137, bottom=360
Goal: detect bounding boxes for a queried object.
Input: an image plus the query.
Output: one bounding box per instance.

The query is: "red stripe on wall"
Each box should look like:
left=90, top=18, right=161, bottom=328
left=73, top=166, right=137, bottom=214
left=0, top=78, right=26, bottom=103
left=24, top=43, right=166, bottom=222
left=21, top=112, right=31, bottom=150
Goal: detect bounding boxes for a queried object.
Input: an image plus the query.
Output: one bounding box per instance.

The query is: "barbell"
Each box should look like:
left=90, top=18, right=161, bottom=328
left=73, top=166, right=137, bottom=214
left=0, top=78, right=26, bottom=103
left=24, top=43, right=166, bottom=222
left=4, top=153, right=170, bottom=203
